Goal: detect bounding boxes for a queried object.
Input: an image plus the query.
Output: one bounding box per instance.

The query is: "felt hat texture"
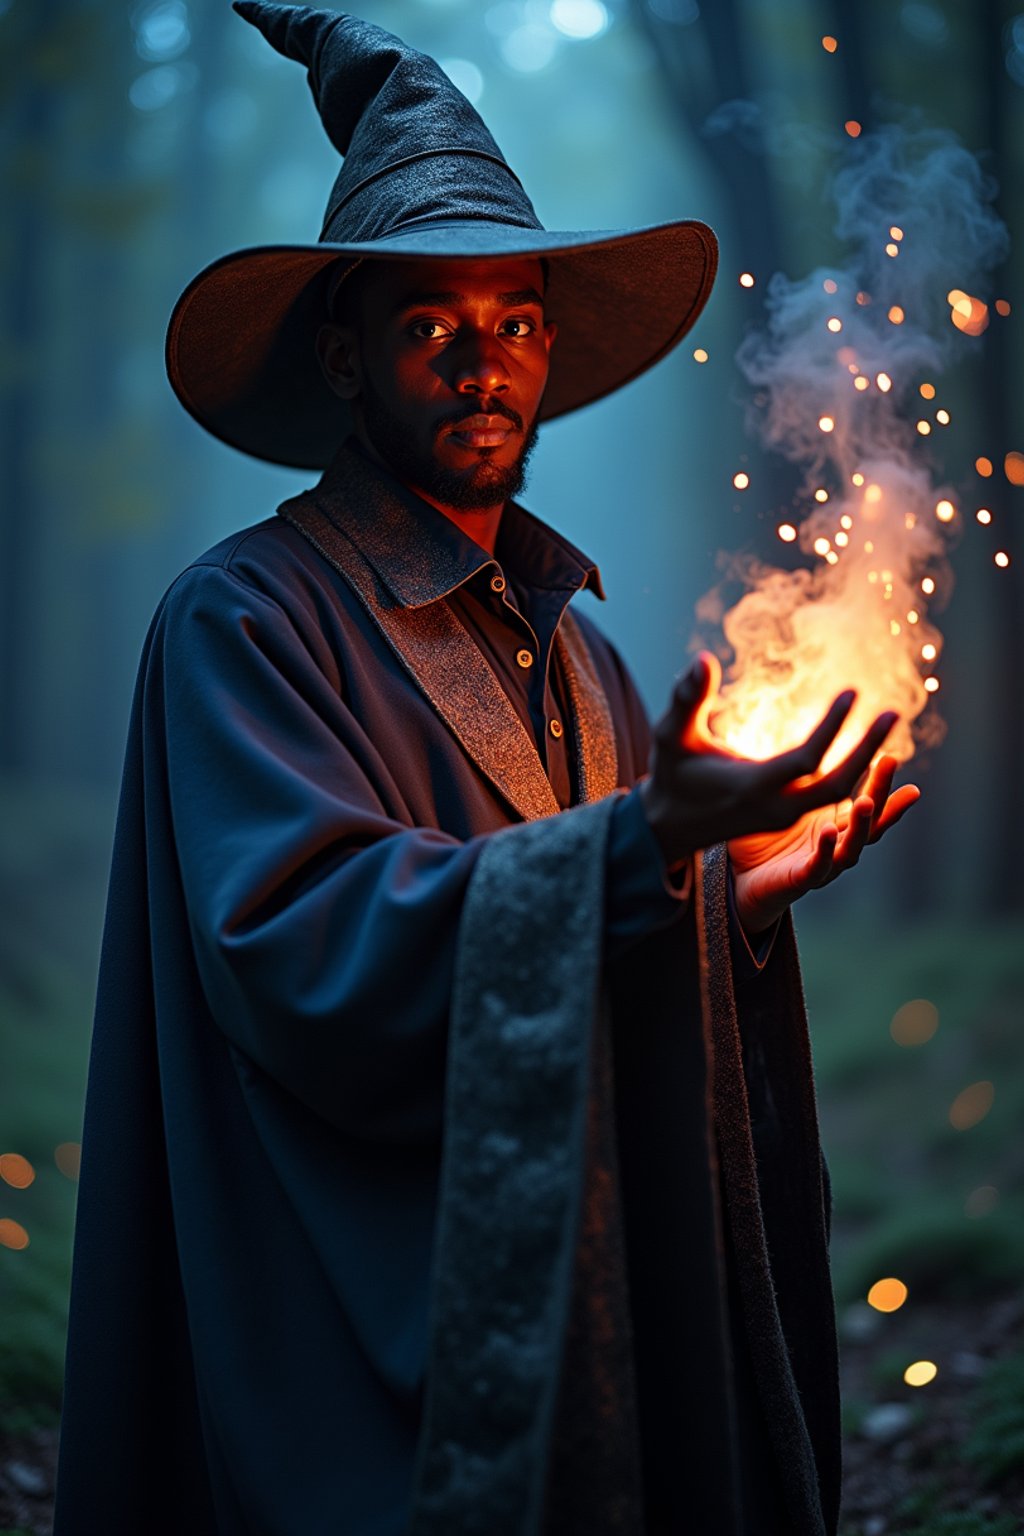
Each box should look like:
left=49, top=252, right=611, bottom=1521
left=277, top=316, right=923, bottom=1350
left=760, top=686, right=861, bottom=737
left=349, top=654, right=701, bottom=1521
left=166, top=1, right=719, bottom=468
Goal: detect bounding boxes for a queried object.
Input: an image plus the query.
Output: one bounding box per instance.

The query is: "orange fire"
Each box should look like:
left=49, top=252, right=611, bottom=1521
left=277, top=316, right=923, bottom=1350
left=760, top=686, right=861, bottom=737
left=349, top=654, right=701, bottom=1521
left=700, top=461, right=948, bottom=772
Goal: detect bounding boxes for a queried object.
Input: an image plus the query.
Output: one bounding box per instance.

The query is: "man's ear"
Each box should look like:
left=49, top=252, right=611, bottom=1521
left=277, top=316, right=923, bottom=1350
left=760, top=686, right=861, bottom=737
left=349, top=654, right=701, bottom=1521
left=316, top=323, right=362, bottom=401
left=544, top=319, right=558, bottom=355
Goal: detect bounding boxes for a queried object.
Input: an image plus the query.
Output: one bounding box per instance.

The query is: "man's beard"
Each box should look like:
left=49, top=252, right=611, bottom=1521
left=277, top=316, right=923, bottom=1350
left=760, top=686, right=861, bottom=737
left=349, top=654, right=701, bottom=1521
left=357, top=372, right=542, bottom=511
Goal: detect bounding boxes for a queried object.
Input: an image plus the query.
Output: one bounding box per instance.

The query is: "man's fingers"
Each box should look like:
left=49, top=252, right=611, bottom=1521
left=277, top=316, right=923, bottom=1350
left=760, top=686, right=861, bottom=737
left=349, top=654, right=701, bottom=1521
left=803, top=711, right=899, bottom=808
left=833, top=794, right=874, bottom=870
left=757, top=689, right=857, bottom=788
left=866, top=783, right=921, bottom=841
left=664, top=651, right=718, bottom=746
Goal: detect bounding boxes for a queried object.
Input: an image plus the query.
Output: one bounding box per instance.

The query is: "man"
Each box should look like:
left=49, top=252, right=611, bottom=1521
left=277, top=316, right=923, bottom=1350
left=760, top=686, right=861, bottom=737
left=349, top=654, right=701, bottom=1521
left=53, top=6, right=918, bottom=1534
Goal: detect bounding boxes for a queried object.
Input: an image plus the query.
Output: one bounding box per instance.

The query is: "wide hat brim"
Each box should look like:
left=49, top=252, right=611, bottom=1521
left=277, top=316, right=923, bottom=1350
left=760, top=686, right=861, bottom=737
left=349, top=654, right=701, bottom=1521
left=166, top=218, right=718, bottom=469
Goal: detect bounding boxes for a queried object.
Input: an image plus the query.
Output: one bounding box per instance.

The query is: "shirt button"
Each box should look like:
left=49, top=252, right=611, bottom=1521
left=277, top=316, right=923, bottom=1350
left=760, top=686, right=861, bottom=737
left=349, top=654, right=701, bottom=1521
left=549, top=719, right=564, bottom=739
left=516, top=648, right=533, bottom=669
left=490, top=573, right=506, bottom=593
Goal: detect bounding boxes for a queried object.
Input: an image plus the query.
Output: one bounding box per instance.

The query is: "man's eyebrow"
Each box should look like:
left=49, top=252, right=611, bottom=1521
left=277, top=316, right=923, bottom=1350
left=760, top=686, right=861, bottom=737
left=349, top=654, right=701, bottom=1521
left=391, top=287, right=545, bottom=314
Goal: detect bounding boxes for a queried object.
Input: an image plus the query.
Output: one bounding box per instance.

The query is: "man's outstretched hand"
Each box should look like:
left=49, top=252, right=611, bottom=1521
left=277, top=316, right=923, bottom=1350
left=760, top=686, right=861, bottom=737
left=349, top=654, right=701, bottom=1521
left=638, top=652, right=921, bottom=931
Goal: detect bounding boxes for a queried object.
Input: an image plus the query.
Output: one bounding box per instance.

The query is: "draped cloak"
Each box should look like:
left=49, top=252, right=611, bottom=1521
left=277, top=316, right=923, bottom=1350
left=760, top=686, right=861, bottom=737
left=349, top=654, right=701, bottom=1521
left=53, top=440, right=840, bottom=1535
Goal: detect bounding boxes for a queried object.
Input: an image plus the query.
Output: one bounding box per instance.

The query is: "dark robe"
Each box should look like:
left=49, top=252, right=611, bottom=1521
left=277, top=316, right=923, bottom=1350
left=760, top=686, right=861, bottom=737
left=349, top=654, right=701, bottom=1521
left=53, top=440, right=840, bottom=1535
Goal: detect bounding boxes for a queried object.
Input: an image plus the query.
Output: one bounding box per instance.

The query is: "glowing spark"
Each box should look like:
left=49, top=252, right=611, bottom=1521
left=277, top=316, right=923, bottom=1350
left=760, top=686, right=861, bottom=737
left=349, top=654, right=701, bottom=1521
left=1005, top=451, right=1024, bottom=485
left=875, top=372, right=892, bottom=392
left=924, top=677, right=940, bottom=693
left=936, top=408, right=950, bottom=424
left=891, top=997, right=938, bottom=1045
left=907, top=609, right=919, bottom=624
left=864, top=484, right=883, bottom=504
left=975, top=456, right=993, bottom=477
left=976, top=508, right=992, bottom=524
left=947, top=288, right=967, bottom=306
left=950, top=294, right=989, bottom=334
left=693, top=347, right=709, bottom=363
left=845, top=120, right=862, bottom=138
left=823, top=278, right=838, bottom=294
left=949, top=1080, right=994, bottom=1130
left=916, top=420, right=932, bottom=435
left=813, top=537, right=831, bottom=556
left=995, top=551, right=1010, bottom=568
left=825, top=550, right=839, bottom=564
left=966, top=1186, right=998, bottom=1217
left=854, top=375, right=870, bottom=390
left=904, top=1361, right=938, bottom=1388
left=890, top=619, right=900, bottom=634
left=921, top=576, right=936, bottom=594
left=0, top=1220, right=29, bottom=1251
left=904, top=513, right=917, bottom=529
left=995, top=298, right=1011, bottom=316
left=885, top=242, right=899, bottom=258
left=739, top=272, right=755, bottom=288
left=889, top=225, right=904, bottom=241
left=827, top=316, right=843, bottom=332
left=851, top=473, right=865, bottom=487
left=777, top=523, right=797, bottom=543
left=733, top=472, right=750, bottom=489
left=855, top=291, right=870, bottom=305
left=864, top=540, right=875, bottom=553
left=0, top=1154, right=35, bottom=1189
left=840, top=514, right=853, bottom=529
left=888, top=305, right=905, bottom=324
left=818, top=415, right=835, bottom=433
left=921, top=642, right=938, bottom=660
left=834, top=530, right=849, bottom=547
left=54, top=1143, right=82, bottom=1180
left=868, top=1277, right=908, bottom=1312
left=822, top=34, right=838, bottom=51
left=919, top=382, right=936, bottom=399
left=814, top=488, right=829, bottom=502
left=935, top=499, right=955, bottom=522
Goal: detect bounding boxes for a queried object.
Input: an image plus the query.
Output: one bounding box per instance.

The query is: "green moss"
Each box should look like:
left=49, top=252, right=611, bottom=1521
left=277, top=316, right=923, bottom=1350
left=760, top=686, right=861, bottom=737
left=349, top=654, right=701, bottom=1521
left=964, top=1354, right=1024, bottom=1487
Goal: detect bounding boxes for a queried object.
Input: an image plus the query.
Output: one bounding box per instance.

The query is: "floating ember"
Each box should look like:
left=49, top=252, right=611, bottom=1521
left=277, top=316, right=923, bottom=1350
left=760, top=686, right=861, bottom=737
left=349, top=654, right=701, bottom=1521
left=696, top=124, right=1009, bottom=773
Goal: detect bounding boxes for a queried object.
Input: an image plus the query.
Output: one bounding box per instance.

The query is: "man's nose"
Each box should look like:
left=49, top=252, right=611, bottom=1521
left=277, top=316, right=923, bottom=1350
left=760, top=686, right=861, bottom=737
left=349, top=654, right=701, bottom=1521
left=452, top=332, right=511, bottom=395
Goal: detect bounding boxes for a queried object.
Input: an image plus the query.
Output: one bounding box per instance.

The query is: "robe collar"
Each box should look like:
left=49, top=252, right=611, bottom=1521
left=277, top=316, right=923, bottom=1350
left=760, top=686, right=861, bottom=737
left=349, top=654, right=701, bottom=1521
left=277, top=435, right=619, bottom=820
left=314, top=435, right=606, bottom=609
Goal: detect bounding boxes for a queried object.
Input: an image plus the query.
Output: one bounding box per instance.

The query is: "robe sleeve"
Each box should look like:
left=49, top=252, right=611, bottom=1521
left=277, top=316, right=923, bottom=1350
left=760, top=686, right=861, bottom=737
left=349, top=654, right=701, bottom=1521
left=151, top=561, right=674, bottom=1145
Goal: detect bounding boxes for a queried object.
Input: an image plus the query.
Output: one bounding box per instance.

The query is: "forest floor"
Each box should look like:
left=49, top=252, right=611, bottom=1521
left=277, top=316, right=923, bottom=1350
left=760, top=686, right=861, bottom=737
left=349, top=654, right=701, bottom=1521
left=2, top=1286, right=1022, bottom=1536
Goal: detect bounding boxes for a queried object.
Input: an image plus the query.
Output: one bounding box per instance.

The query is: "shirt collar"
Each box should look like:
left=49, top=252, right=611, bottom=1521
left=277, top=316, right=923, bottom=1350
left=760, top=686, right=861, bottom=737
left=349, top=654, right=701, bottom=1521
left=312, top=435, right=605, bottom=610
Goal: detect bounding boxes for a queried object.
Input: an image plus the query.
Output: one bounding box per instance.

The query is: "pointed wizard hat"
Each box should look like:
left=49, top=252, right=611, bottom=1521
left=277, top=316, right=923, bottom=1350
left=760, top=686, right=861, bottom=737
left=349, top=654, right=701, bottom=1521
left=166, top=0, right=718, bottom=469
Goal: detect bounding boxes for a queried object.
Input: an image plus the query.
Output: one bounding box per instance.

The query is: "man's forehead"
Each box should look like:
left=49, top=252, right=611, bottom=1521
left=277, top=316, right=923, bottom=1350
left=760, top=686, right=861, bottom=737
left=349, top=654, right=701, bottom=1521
left=368, top=255, right=547, bottom=308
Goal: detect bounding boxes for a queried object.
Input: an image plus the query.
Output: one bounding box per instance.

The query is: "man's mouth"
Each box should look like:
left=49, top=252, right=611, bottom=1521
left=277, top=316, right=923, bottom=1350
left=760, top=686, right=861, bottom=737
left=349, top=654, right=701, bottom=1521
left=445, top=413, right=519, bottom=449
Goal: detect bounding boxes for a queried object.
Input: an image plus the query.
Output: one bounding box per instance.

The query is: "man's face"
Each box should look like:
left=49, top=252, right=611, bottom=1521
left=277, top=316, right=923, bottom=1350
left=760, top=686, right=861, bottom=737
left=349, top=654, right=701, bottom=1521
left=321, top=255, right=557, bottom=513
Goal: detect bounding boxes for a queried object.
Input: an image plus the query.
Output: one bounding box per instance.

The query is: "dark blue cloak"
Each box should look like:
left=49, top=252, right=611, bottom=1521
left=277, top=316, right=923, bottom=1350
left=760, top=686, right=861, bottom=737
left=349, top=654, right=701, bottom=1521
left=53, top=442, right=839, bottom=1535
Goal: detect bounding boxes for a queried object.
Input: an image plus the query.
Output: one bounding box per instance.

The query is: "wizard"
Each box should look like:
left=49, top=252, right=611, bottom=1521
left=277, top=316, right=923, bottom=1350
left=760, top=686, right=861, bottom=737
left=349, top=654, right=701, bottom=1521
left=53, top=5, right=919, bottom=1533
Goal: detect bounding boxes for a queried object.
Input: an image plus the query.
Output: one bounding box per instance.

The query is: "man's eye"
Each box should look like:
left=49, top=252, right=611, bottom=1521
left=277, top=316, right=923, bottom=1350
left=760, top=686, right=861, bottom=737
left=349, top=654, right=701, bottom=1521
left=409, top=320, right=450, bottom=339
left=501, top=318, right=536, bottom=337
